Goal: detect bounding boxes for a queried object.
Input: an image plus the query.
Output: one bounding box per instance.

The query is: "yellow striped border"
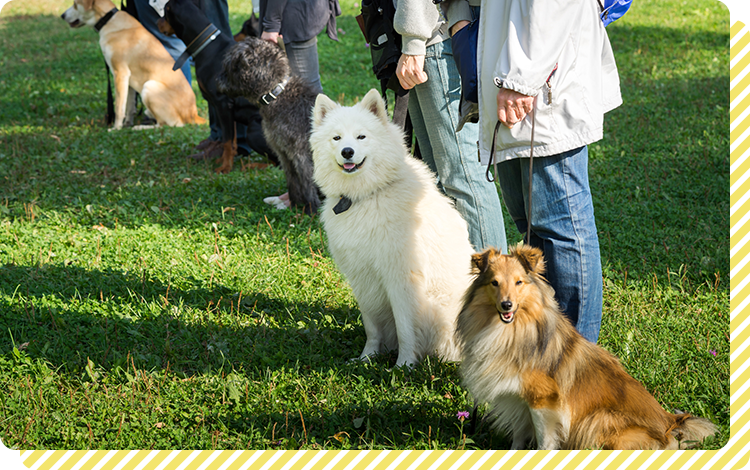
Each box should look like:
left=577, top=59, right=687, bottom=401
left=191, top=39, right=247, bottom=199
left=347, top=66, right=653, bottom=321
left=5, top=446, right=750, bottom=470
left=0, top=5, right=740, bottom=470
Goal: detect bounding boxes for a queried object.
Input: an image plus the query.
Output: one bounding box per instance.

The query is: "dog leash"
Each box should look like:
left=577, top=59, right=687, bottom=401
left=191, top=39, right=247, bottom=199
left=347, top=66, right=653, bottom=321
left=486, top=96, right=537, bottom=246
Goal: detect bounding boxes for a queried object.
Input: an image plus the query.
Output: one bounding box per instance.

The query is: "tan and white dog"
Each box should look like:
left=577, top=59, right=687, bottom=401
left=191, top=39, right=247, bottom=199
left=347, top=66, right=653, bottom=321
left=457, top=245, right=718, bottom=450
left=61, top=0, right=204, bottom=129
left=310, top=89, right=475, bottom=367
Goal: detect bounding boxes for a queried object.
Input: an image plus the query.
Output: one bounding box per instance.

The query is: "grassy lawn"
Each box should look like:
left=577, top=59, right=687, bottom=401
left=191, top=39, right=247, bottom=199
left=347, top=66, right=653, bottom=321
left=0, top=0, right=729, bottom=451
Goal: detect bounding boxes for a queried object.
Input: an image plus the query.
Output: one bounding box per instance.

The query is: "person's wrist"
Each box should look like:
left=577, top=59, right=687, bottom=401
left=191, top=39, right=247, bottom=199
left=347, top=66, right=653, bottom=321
left=450, top=20, right=470, bottom=36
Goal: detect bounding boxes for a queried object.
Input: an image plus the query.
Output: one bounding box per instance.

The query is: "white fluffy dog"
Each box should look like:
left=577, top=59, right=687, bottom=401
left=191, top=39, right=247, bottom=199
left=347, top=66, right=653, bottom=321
left=310, top=89, right=475, bottom=367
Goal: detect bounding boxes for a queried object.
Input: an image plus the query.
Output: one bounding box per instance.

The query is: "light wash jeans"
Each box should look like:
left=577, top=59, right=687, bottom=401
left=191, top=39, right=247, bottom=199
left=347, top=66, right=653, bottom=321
left=408, top=39, right=507, bottom=253
left=495, top=146, right=602, bottom=343
left=286, top=36, right=323, bottom=94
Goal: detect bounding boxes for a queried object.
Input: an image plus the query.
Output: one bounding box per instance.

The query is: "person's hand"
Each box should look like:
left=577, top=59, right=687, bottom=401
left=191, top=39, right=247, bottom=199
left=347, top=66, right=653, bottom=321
left=450, top=20, right=470, bottom=36
left=496, top=88, right=535, bottom=128
left=261, top=31, right=280, bottom=43
left=396, top=54, right=428, bottom=90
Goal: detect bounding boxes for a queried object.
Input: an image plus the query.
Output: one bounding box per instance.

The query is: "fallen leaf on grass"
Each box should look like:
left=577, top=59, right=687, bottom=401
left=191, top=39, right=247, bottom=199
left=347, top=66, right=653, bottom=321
left=331, top=431, right=349, bottom=442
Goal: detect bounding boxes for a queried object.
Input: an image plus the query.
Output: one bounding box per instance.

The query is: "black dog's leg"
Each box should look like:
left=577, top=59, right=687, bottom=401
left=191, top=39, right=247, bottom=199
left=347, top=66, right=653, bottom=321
left=291, top=154, right=320, bottom=215
left=215, top=106, right=237, bottom=174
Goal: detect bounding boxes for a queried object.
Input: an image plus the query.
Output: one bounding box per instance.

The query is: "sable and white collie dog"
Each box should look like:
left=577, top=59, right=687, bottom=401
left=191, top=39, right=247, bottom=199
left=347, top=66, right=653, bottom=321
left=310, top=89, right=474, bottom=367
left=457, top=245, right=717, bottom=450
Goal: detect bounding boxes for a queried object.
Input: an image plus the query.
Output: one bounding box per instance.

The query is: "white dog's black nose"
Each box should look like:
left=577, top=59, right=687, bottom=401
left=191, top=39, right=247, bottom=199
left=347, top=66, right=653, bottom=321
left=341, top=147, right=355, bottom=159
left=500, top=301, right=513, bottom=311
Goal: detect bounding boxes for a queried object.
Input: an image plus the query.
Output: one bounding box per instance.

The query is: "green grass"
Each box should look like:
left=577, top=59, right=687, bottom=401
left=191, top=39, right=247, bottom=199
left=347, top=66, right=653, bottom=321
left=0, top=0, right=729, bottom=450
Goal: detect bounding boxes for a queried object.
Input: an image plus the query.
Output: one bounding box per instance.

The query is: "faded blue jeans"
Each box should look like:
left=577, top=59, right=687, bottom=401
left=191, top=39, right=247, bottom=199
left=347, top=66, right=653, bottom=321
left=408, top=39, right=507, bottom=253
left=286, top=36, right=323, bottom=94
left=495, top=146, right=602, bottom=343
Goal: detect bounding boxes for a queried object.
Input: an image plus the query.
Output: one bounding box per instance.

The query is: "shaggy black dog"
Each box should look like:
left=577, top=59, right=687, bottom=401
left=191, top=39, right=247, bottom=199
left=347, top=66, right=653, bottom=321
left=218, top=37, right=321, bottom=215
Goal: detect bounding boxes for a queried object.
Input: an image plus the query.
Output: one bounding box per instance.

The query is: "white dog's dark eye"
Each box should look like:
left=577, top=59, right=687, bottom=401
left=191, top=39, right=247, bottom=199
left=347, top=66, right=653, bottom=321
left=333, top=136, right=341, bottom=141
left=357, top=135, right=366, bottom=140
left=491, top=280, right=498, bottom=286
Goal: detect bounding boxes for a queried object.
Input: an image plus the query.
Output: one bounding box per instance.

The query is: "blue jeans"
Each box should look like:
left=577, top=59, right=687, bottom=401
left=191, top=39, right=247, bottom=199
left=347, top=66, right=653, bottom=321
left=408, top=39, right=507, bottom=253
left=132, top=0, right=191, bottom=85
left=495, top=146, right=602, bottom=343
left=286, top=36, right=323, bottom=94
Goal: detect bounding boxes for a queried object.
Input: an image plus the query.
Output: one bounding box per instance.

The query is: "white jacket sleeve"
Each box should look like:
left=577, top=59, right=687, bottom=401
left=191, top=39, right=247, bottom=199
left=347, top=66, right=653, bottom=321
left=495, top=0, right=584, bottom=97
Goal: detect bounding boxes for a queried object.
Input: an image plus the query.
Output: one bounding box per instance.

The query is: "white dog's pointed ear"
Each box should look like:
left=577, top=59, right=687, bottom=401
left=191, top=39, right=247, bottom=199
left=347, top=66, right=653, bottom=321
left=358, top=88, right=389, bottom=124
left=312, top=94, right=338, bottom=128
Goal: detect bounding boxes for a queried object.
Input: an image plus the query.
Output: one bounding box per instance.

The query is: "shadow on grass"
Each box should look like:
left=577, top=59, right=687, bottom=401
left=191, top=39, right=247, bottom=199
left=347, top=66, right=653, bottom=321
left=0, top=262, right=516, bottom=449
left=0, top=263, right=363, bottom=376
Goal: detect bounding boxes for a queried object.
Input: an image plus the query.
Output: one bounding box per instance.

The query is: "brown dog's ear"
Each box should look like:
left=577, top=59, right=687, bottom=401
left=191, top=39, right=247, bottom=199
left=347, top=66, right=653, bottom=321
left=471, top=248, right=500, bottom=274
left=312, top=93, right=339, bottom=129
left=358, top=88, right=389, bottom=124
left=513, top=245, right=545, bottom=275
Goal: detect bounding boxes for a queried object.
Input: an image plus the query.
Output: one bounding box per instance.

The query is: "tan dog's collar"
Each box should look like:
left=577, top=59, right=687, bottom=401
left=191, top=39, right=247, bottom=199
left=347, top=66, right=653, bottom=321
left=94, top=7, right=118, bottom=32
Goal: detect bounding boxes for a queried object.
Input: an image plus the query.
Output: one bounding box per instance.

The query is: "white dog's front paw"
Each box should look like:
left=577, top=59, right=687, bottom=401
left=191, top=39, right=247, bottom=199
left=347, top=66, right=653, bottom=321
left=395, top=354, right=417, bottom=368
left=347, top=355, right=372, bottom=365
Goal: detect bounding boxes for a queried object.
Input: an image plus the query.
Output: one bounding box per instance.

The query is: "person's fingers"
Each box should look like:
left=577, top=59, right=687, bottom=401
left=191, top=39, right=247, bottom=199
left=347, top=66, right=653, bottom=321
left=497, top=90, right=536, bottom=128
left=396, top=69, right=415, bottom=90
left=521, top=97, right=535, bottom=114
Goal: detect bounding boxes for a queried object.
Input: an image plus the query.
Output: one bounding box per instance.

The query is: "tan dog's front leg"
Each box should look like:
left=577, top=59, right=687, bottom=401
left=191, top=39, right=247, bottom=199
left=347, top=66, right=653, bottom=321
left=112, top=67, right=131, bottom=129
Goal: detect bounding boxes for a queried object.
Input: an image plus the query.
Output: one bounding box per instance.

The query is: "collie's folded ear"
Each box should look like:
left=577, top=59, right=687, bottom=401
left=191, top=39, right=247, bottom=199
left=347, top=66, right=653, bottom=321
left=512, top=245, right=545, bottom=275
left=470, top=252, right=489, bottom=274
left=312, top=93, right=339, bottom=128
left=471, top=247, right=502, bottom=274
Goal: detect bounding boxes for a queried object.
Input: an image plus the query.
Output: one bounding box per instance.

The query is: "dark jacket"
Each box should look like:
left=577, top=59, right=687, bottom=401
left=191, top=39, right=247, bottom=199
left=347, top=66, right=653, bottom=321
left=260, top=0, right=341, bottom=44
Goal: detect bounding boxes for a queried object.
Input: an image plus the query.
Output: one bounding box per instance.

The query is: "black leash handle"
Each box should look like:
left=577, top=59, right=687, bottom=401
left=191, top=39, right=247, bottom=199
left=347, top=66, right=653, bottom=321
left=485, top=97, right=537, bottom=246
left=525, top=96, right=537, bottom=246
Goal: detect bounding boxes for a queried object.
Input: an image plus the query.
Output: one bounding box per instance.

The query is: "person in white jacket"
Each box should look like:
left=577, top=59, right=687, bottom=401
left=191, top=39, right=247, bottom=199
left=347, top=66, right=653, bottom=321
left=447, top=0, right=622, bottom=343
left=392, top=0, right=507, bottom=253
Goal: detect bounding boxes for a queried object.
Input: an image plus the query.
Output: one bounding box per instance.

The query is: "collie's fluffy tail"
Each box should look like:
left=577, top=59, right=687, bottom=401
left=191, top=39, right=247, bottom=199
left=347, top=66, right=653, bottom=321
left=671, top=414, right=718, bottom=449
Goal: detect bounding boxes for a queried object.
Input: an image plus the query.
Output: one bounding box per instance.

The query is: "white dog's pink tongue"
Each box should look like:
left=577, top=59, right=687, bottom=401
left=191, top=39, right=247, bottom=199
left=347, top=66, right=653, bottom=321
left=343, top=162, right=356, bottom=170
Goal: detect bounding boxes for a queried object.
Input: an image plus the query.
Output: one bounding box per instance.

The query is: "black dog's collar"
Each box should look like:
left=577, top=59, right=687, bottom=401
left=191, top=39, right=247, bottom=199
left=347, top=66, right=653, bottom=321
left=259, top=78, right=289, bottom=106
left=332, top=196, right=352, bottom=215
left=172, top=24, right=221, bottom=71
left=94, top=7, right=118, bottom=32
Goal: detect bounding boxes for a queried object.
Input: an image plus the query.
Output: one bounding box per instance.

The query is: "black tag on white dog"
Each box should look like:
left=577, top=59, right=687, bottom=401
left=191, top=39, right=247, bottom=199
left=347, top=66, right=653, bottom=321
left=333, top=196, right=352, bottom=215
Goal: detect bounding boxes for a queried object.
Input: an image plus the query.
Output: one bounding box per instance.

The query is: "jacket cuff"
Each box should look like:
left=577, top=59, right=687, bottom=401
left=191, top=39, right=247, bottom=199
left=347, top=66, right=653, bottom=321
left=495, top=77, right=540, bottom=98
left=402, top=36, right=427, bottom=56
left=442, top=2, right=472, bottom=31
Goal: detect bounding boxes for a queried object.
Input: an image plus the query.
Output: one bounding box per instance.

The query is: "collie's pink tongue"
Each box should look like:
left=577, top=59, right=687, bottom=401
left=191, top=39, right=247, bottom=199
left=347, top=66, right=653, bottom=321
left=343, top=162, right=356, bottom=170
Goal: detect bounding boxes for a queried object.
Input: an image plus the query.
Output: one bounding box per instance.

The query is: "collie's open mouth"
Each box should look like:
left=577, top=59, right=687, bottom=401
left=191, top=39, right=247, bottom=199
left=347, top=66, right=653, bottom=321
left=340, top=158, right=365, bottom=173
left=498, top=310, right=515, bottom=324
